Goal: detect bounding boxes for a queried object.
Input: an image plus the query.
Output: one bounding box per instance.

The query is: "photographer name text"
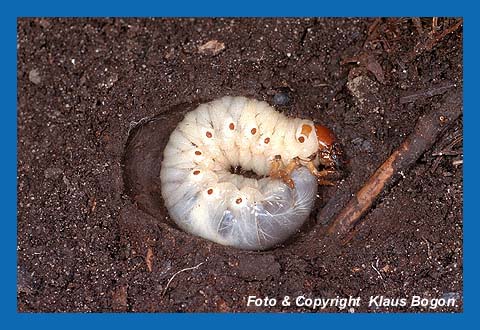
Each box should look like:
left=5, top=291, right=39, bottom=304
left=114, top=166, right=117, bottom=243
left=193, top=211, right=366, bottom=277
left=246, top=295, right=458, bottom=310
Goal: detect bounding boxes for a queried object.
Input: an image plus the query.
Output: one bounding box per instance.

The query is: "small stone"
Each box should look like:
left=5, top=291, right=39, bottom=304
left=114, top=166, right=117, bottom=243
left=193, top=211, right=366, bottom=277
left=198, top=40, right=225, bottom=56
left=273, top=92, right=290, bottom=106
left=28, top=69, right=41, bottom=85
left=272, top=87, right=292, bottom=106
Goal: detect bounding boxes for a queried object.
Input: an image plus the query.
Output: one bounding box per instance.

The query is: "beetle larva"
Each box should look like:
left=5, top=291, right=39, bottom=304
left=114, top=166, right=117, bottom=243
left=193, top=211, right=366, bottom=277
left=160, top=96, right=341, bottom=250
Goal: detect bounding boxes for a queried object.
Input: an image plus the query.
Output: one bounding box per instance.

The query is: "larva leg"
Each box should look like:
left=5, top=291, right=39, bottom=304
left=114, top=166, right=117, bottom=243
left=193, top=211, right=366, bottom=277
left=269, top=156, right=299, bottom=189
left=316, top=178, right=336, bottom=186
left=305, top=161, right=336, bottom=186
left=284, top=157, right=300, bottom=175
left=268, top=156, right=283, bottom=179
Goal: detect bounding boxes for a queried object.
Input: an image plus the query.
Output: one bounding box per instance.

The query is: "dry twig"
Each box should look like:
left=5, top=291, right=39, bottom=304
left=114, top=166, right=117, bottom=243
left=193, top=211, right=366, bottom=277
left=399, top=81, right=456, bottom=104
left=410, top=18, right=463, bottom=60
left=146, top=247, right=154, bottom=272
left=326, top=90, right=462, bottom=242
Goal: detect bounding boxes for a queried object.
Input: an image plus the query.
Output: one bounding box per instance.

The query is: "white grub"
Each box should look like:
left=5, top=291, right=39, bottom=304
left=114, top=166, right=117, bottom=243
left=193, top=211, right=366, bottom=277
left=160, top=96, right=319, bottom=250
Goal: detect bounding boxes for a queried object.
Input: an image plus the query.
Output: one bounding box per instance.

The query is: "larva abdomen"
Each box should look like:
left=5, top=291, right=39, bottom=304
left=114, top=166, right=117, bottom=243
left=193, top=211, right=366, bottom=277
left=160, top=96, right=321, bottom=250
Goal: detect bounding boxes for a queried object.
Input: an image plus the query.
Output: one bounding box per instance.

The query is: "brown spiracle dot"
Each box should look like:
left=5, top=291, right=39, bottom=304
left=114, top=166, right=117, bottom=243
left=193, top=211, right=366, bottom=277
left=229, top=123, right=235, bottom=130
left=235, top=197, right=243, bottom=204
left=251, top=128, right=257, bottom=135
left=207, top=188, right=213, bottom=195
left=193, top=170, right=200, bottom=175
left=206, top=131, right=213, bottom=138
left=298, top=136, right=305, bottom=143
left=195, top=151, right=202, bottom=155
left=264, top=137, right=270, bottom=144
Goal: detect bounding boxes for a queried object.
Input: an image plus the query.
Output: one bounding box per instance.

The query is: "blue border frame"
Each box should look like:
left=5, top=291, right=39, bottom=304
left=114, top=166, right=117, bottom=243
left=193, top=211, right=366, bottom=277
left=4, top=0, right=474, bottom=328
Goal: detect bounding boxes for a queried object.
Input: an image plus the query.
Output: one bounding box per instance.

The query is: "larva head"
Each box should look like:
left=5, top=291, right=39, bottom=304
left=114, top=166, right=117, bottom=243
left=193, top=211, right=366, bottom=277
left=314, top=124, right=342, bottom=169
left=294, top=122, right=319, bottom=158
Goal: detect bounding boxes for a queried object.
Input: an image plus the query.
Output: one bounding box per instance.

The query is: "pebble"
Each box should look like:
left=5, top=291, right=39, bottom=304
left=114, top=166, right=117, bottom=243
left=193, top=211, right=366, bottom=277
left=273, top=91, right=291, bottom=106
left=28, top=69, right=41, bottom=85
left=273, top=93, right=290, bottom=105
left=198, top=40, right=225, bottom=56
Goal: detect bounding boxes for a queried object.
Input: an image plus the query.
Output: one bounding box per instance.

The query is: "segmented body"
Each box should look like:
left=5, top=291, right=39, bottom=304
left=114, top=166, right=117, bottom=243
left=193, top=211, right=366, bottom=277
left=160, top=96, right=321, bottom=250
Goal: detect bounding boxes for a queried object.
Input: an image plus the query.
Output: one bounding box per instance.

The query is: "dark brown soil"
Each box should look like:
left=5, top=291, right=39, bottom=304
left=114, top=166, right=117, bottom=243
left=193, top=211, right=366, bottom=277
left=17, top=18, right=463, bottom=312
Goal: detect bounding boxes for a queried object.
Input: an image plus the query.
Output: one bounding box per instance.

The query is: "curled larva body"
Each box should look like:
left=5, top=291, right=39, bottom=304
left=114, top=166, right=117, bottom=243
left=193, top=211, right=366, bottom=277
left=160, top=96, right=322, bottom=250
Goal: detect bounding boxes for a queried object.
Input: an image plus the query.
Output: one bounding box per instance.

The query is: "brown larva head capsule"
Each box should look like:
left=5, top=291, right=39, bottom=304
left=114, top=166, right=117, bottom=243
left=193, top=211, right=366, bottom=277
left=314, top=124, right=343, bottom=169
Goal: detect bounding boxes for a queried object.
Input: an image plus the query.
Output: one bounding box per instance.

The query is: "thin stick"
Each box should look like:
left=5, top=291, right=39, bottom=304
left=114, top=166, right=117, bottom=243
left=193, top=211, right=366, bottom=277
left=410, top=18, right=463, bottom=60
left=163, top=262, right=205, bottom=296
left=326, top=90, right=462, bottom=242
left=425, top=18, right=463, bottom=51
left=372, top=260, right=384, bottom=281
left=399, top=81, right=456, bottom=104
